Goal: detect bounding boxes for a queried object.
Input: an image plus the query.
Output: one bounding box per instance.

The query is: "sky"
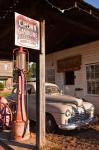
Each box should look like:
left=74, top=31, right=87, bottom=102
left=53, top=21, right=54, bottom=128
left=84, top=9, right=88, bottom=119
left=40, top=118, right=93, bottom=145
left=84, top=0, right=99, bottom=8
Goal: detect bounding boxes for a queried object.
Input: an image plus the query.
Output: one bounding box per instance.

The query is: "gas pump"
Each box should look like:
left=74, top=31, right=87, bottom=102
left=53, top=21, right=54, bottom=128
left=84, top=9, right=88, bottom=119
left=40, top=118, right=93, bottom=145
left=13, top=47, right=30, bottom=141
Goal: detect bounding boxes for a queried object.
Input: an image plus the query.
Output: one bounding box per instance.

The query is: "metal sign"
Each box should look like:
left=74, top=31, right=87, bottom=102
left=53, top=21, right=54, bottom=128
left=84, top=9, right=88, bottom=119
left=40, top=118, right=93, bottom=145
left=15, top=12, right=40, bottom=50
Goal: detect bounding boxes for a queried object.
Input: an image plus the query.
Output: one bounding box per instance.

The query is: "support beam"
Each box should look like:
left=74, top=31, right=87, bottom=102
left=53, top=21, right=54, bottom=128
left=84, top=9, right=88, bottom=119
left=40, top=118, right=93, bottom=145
left=36, top=20, right=45, bottom=150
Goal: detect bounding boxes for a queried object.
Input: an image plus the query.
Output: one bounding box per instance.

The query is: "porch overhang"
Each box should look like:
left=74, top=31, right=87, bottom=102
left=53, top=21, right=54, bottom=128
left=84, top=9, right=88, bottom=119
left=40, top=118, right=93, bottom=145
left=0, top=0, right=99, bottom=60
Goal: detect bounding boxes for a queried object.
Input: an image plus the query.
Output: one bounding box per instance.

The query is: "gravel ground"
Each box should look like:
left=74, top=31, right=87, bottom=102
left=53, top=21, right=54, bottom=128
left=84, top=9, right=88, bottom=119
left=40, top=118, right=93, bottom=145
left=46, top=122, right=99, bottom=150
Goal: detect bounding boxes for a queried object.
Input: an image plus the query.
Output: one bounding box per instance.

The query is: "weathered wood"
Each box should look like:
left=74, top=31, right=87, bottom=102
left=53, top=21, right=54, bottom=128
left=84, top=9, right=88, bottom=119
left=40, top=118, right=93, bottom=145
left=57, top=55, right=81, bottom=72
left=36, top=20, right=45, bottom=150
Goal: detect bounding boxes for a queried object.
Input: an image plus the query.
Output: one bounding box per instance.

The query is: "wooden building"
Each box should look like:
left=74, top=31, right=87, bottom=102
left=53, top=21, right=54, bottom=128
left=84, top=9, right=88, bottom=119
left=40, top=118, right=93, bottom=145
left=0, top=0, right=99, bottom=114
left=46, top=40, right=99, bottom=114
left=0, top=61, right=13, bottom=89
left=0, top=0, right=99, bottom=148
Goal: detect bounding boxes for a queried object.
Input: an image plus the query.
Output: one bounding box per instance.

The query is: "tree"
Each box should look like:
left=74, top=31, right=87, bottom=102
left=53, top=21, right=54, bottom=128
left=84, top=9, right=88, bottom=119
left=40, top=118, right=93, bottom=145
left=26, top=63, right=36, bottom=81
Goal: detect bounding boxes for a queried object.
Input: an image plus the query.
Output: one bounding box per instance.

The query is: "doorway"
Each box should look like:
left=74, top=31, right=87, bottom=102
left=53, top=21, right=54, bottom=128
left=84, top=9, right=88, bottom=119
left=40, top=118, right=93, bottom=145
left=64, top=71, right=75, bottom=96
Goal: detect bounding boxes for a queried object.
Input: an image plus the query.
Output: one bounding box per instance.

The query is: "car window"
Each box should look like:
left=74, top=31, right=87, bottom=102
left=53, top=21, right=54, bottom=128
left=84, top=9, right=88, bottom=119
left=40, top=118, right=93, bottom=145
left=12, top=84, right=36, bottom=94
left=46, top=85, right=60, bottom=94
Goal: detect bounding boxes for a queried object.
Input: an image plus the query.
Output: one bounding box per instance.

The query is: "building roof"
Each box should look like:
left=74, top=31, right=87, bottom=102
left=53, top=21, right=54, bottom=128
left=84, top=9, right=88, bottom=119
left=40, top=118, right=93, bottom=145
left=0, top=0, right=99, bottom=61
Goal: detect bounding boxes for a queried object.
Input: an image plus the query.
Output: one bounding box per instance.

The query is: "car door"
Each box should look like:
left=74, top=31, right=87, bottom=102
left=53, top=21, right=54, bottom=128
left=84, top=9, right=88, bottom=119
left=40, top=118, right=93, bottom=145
left=27, top=84, right=36, bottom=121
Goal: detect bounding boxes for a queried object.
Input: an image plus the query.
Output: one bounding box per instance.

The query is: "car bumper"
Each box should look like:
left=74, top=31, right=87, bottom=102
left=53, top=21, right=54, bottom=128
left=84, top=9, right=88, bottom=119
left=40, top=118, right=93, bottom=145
left=59, top=117, right=97, bottom=130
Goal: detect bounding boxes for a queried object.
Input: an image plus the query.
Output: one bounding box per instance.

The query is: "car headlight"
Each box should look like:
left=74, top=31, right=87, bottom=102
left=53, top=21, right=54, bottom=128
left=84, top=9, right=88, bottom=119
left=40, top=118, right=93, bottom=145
left=65, top=109, right=71, bottom=117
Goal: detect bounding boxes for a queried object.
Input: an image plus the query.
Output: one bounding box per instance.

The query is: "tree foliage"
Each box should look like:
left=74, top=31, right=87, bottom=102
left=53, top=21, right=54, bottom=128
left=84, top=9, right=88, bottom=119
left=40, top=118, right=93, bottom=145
left=26, top=63, right=36, bottom=81
left=0, top=82, right=4, bottom=91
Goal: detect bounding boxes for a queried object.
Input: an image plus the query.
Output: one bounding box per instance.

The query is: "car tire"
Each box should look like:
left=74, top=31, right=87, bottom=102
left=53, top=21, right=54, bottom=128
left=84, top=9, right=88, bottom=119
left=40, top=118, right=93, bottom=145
left=46, top=114, right=57, bottom=133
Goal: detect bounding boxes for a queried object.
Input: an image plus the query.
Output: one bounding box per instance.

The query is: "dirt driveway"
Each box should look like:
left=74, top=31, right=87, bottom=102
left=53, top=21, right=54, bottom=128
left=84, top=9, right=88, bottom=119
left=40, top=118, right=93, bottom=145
left=0, top=119, right=99, bottom=150
left=46, top=122, right=99, bottom=150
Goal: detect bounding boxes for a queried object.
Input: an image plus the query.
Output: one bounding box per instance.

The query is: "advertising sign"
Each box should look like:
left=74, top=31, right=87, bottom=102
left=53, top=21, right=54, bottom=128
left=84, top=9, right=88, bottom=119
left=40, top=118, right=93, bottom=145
left=15, top=12, right=40, bottom=50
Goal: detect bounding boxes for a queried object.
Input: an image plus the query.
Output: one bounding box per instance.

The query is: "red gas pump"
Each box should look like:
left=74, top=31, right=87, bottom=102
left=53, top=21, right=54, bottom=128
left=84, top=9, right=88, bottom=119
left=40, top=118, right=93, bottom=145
left=13, top=47, right=30, bottom=141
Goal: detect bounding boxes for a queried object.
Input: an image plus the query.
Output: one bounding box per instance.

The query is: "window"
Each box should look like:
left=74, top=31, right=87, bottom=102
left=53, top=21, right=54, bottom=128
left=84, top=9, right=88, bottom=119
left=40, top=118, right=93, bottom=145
left=46, top=69, right=55, bottom=83
left=86, top=64, right=99, bottom=94
left=65, top=71, right=74, bottom=85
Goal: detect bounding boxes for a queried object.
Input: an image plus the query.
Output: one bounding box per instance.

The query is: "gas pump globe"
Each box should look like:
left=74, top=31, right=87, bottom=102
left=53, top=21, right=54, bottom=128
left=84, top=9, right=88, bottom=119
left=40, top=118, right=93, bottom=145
left=13, top=47, right=29, bottom=72
left=13, top=47, right=30, bottom=141
left=15, top=48, right=28, bottom=72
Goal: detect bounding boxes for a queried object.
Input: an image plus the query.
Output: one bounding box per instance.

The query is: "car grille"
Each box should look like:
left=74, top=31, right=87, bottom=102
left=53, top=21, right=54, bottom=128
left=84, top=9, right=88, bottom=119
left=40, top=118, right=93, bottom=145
left=68, top=111, right=91, bottom=124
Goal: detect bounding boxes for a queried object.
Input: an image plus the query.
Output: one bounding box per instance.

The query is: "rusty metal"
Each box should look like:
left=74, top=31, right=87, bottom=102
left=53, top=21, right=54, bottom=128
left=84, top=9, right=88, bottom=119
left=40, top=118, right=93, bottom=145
left=0, top=97, right=12, bottom=129
left=13, top=47, right=30, bottom=141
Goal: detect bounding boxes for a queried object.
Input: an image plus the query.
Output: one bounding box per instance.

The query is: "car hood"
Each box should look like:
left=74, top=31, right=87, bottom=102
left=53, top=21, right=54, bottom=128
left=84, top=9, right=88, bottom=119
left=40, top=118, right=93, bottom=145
left=46, top=94, right=83, bottom=106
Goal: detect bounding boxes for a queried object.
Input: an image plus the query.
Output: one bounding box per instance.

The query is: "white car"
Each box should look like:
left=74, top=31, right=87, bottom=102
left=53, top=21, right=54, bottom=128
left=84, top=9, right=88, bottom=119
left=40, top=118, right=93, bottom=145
left=7, top=82, right=96, bottom=133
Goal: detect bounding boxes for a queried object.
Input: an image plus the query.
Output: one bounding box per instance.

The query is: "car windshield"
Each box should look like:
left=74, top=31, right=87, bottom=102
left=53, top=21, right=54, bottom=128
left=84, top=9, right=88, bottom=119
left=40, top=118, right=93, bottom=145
left=45, top=85, right=60, bottom=94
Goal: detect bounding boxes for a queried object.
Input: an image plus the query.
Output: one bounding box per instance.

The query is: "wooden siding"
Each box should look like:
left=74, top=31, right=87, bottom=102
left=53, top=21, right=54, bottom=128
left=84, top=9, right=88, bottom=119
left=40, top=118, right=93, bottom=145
left=46, top=40, right=99, bottom=114
left=0, top=61, right=13, bottom=77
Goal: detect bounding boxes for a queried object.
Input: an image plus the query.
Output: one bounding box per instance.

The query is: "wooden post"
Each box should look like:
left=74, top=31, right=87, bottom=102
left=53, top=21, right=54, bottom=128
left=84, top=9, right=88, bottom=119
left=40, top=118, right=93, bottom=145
left=36, top=20, right=45, bottom=150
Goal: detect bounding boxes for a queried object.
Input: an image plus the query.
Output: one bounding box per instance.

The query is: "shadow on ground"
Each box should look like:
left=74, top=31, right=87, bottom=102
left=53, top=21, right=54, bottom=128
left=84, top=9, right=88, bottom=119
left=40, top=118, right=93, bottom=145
left=0, top=129, right=36, bottom=150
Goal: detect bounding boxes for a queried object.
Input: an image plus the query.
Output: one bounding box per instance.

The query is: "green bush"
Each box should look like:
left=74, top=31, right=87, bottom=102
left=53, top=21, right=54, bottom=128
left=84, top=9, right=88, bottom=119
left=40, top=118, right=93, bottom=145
left=0, top=82, right=4, bottom=91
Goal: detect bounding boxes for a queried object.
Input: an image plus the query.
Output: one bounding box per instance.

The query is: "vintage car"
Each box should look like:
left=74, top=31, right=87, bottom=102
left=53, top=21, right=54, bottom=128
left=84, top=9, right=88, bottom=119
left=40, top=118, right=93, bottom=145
left=6, top=82, right=96, bottom=133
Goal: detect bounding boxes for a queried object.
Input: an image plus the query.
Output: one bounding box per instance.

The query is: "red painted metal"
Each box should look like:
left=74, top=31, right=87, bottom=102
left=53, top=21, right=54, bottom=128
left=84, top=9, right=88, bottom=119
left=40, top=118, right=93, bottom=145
left=13, top=47, right=30, bottom=141
left=0, top=97, right=12, bottom=129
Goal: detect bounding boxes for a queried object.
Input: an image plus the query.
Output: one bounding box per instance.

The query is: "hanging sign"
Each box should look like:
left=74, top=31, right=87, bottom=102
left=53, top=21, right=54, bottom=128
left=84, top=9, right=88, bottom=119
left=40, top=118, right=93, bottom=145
left=15, top=12, right=40, bottom=50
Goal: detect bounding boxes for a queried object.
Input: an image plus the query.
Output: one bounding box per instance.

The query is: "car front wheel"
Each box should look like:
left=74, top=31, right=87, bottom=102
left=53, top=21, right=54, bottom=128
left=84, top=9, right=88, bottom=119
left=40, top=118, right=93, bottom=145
left=46, top=114, right=57, bottom=133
